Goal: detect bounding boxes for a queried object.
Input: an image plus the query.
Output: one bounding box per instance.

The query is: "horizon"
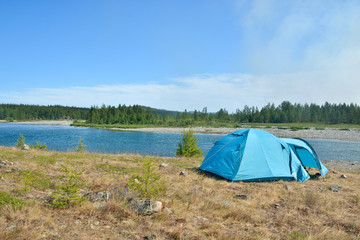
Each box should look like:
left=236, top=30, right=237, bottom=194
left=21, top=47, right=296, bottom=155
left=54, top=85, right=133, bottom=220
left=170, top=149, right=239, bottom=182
left=1, top=1, right=360, bottom=112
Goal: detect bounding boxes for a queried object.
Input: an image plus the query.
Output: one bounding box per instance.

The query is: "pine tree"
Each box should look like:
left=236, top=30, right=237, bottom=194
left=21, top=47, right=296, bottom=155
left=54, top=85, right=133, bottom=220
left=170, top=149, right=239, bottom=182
left=176, top=129, right=202, bottom=157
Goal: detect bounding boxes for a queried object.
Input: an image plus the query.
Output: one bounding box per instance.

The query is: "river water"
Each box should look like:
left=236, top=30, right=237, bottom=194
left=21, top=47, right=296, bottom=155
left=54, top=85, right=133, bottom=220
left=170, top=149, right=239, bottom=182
left=0, top=123, right=359, bottom=161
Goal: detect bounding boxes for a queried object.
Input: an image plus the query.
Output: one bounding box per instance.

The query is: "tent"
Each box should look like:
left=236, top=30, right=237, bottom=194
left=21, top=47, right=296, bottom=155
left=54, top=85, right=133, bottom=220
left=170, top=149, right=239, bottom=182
left=200, top=129, right=317, bottom=182
left=281, top=138, right=328, bottom=177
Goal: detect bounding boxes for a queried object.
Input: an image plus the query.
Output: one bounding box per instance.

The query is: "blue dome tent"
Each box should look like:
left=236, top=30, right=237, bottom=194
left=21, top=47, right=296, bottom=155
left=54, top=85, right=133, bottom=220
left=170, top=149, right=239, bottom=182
left=281, top=138, right=328, bottom=177
left=200, top=129, right=323, bottom=182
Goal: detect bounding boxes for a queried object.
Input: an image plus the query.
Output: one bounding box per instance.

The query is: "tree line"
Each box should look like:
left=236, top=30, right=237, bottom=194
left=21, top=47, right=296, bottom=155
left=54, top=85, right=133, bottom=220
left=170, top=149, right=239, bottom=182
left=0, top=104, right=88, bottom=121
left=86, top=102, right=360, bottom=126
left=1, top=102, right=360, bottom=125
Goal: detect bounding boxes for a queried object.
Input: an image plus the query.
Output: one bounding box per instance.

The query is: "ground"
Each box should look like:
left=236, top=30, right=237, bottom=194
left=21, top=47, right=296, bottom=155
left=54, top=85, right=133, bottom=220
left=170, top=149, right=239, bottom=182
left=0, top=147, right=359, bottom=240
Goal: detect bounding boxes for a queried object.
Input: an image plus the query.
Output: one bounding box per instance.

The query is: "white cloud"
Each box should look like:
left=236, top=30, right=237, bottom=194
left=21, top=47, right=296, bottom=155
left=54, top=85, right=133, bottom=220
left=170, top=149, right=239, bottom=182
left=2, top=70, right=359, bottom=112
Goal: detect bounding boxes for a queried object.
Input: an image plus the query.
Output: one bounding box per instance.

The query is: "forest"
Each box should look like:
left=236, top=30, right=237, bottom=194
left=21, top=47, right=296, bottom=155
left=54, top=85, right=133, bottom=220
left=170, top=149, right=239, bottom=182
left=1, top=102, right=360, bottom=126
left=85, top=102, right=360, bottom=126
left=0, top=104, right=88, bottom=121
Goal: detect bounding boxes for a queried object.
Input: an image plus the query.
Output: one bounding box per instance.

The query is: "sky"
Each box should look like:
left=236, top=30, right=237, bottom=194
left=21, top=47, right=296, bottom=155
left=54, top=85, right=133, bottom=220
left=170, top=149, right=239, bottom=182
left=1, top=0, right=359, bottom=112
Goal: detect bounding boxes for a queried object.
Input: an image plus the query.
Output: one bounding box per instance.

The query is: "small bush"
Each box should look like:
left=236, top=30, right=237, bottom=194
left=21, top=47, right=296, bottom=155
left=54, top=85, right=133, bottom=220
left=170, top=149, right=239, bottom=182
left=49, top=165, right=86, bottom=209
left=15, top=134, right=26, bottom=148
left=30, top=141, right=48, bottom=151
left=75, top=137, right=87, bottom=152
left=176, top=129, right=202, bottom=157
left=127, top=157, right=166, bottom=199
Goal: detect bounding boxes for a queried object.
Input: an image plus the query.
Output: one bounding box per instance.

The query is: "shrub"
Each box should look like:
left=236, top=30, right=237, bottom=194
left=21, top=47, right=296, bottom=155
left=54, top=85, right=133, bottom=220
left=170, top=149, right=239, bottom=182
left=176, top=129, right=202, bottom=157
left=127, top=157, right=166, bottom=199
left=49, top=164, right=86, bottom=209
left=30, top=141, right=48, bottom=151
left=75, top=137, right=87, bottom=152
left=15, top=134, right=26, bottom=148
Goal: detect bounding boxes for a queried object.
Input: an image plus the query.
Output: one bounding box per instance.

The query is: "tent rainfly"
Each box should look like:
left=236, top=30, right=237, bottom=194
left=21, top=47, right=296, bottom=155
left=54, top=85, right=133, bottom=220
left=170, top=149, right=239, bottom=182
left=200, top=129, right=327, bottom=182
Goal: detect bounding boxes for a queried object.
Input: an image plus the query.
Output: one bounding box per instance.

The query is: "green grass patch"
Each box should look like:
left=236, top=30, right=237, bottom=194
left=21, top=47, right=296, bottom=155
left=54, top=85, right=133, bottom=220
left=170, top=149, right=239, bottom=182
left=0, top=191, right=26, bottom=210
left=17, top=170, right=53, bottom=191
left=33, top=156, right=57, bottom=165
left=95, top=163, right=130, bottom=174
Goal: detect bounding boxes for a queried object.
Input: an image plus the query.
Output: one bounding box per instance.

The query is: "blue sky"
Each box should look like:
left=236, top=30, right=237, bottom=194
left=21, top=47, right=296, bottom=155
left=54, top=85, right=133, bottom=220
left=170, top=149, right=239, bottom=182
left=1, top=0, right=359, bottom=112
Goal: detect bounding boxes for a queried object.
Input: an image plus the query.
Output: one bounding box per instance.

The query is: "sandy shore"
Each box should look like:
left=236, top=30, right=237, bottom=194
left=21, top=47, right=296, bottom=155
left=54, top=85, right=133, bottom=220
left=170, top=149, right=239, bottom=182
left=109, top=126, right=360, bottom=141
left=322, top=160, right=360, bottom=172
left=0, top=120, right=74, bottom=126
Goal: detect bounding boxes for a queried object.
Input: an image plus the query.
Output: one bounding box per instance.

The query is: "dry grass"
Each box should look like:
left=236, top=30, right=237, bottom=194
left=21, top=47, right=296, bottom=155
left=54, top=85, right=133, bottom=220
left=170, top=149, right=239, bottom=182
left=0, top=146, right=359, bottom=239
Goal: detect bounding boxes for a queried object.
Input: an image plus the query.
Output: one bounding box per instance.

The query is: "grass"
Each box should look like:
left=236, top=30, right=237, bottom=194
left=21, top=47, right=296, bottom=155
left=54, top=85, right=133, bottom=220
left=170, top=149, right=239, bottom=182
left=0, top=146, right=359, bottom=239
left=0, top=191, right=26, bottom=210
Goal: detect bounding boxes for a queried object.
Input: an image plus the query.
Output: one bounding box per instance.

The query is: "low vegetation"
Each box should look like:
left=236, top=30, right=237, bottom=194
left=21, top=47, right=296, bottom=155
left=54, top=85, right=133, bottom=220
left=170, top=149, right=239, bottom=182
left=0, top=146, right=359, bottom=239
left=127, top=157, right=166, bottom=198
left=176, top=129, right=202, bottom=157
left=75, top=137, right=87, bottom=153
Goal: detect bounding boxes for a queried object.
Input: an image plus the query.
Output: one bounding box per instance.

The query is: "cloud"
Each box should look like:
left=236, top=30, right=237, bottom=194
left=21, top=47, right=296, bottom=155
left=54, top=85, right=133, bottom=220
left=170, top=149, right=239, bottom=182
left=2, top=70, right=359, bottom=113
left=234, top=0, right=360, bottom=104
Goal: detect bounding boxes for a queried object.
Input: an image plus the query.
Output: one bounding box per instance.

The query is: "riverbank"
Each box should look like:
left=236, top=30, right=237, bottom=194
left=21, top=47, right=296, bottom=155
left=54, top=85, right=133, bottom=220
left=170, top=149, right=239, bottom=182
left=111, top=126, right=360, bottom=141
left=0, top=147, right=359, bottom=239
left=0, top=120, right=74, bottom=126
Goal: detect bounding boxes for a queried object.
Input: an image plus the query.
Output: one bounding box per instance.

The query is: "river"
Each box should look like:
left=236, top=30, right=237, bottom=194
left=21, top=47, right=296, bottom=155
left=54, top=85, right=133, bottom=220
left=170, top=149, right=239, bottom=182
left=0, top=123, right=359, bottom=161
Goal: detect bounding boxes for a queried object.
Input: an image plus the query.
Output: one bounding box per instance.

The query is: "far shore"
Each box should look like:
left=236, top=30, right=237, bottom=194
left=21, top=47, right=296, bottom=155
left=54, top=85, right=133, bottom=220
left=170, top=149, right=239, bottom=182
left=0, top=119, right=74, bottom=126
left=109, top=126, right=360, bottom=142
left=2, top=119, right=360, bottom=141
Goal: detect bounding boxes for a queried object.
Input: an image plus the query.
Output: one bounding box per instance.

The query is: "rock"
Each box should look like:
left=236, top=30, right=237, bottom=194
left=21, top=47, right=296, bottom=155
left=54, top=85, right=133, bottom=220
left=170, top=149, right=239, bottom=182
left=179, top=171, right=188, bottom=176
left=194, top=216, right=209, bottom=225
left=6, top=225, right=16, bottom=231
left=159, top=163, right=168, bottom=168
left=104, top=192, right=111, bottom=200
left=82, top=192, right=97, bottom=201
left=130, top=198, right=163, bottom=215
left=152, top=201, right=163, bottom=212
left=0, top=162, right=5, bottom=168
left=5, top=167, right=20, bottom=173
left=164, top=207, right=174, bottom=214
left=331, top=170, right=338, bottom=174
left=97, top=192, right=105, bottom=199
left=235, top=194, right=251, bottom=200
left=134, top=178, right=140, bottom=183
left=221, top=200, right=232, bottom=207
left=1, top=176, right=4, bottom=181
left=22, top=144, right=30, bottom=150
left=330, top=185, right=342, bottom=192
left=82, top=192, right=112, bottom=202
left=144, top=233, right=157, bottom=239
left=340, top=174, right=347, bottom=179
